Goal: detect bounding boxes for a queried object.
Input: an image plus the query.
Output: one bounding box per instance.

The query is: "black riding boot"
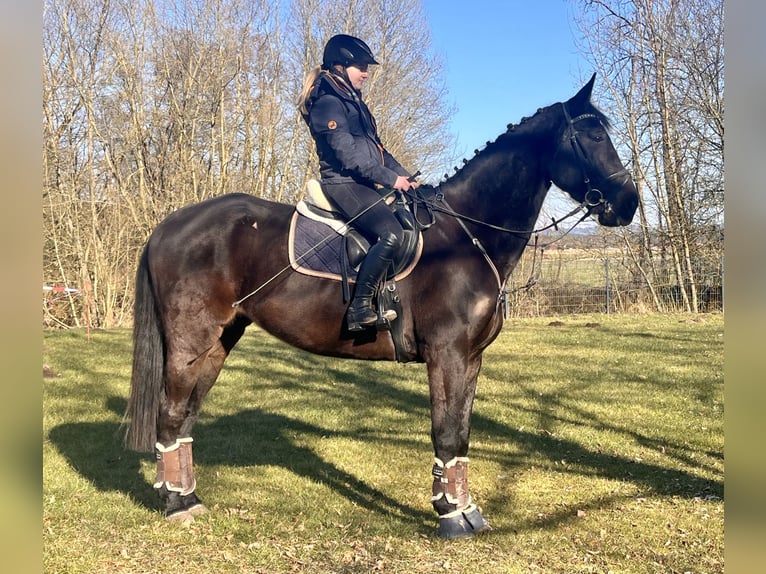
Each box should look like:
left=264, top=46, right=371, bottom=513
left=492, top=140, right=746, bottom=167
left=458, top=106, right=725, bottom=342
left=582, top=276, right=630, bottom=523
left=346, top=232, right=399, bottom=332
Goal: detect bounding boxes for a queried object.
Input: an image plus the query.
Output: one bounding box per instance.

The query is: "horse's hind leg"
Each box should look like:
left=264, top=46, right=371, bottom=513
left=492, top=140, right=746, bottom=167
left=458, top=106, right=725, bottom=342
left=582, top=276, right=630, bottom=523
left=155, top=317, right=248, bottom=522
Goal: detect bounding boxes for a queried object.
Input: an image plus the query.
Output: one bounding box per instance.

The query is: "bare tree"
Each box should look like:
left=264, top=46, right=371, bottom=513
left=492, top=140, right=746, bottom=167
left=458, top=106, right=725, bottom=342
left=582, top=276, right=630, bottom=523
left=573, top=0, right=724, bottom=312
left=43, top=0, right=457, bottom=327
left=44, top=0, right=133, bottom=328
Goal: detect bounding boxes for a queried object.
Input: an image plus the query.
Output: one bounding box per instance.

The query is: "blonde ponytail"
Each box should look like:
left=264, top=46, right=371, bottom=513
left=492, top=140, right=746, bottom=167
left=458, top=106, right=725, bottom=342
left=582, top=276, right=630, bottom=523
left=298, top=66, right=322, bottom=116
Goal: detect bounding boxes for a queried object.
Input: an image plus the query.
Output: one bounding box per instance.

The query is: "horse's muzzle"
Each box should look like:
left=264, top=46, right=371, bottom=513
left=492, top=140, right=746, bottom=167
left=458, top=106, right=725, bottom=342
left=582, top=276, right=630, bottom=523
left=595, top=173, right=639, bottom=227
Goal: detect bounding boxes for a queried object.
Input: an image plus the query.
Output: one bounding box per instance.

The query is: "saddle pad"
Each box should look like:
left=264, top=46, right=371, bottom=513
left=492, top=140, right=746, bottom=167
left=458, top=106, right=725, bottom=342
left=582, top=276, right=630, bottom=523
left=288, top=211, right=422, bottom=282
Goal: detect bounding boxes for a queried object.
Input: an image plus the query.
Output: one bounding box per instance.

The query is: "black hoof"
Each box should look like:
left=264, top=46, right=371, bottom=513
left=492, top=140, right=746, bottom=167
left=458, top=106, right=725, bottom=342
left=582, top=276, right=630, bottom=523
left=161, top=489, right=208, bottom=522
left=437, top=506, right=491, bottom=539
left=181, top=492, right=208, bottom=516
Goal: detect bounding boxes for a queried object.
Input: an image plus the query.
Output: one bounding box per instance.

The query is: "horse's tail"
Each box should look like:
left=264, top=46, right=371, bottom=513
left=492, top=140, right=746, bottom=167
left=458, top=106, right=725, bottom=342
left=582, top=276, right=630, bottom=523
left=123, top=244, right=164, bottom=453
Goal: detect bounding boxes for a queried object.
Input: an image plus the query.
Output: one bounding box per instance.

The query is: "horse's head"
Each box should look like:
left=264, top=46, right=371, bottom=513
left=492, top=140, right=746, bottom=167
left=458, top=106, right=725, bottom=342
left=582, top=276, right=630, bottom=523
left=549, top=74, right=639, bottom=227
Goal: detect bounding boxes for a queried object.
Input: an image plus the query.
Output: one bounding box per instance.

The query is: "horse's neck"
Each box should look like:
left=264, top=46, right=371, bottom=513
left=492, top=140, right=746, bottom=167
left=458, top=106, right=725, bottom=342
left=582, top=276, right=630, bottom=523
left=440, top=140, right=552, bottom=276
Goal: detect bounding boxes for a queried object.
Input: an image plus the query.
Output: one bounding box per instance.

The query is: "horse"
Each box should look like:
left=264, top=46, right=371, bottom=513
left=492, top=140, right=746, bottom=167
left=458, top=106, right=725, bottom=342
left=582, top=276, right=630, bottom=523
left=124, top=74, right=639, bottom=538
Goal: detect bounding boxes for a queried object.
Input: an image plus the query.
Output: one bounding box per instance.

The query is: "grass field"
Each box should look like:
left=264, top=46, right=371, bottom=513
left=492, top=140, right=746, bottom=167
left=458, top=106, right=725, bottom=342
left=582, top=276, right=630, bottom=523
left=43, top=313, right=724, bottom=573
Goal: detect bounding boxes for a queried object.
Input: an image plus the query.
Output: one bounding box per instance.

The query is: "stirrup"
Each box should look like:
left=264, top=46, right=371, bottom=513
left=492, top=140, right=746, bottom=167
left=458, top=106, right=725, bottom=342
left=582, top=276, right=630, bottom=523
left=375, top=309, right=398, bottom=331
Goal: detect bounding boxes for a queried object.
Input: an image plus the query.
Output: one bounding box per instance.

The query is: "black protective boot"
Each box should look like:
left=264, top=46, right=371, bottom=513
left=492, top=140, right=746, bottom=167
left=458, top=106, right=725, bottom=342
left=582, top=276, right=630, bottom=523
left=346, top=232, right=398, bottom=332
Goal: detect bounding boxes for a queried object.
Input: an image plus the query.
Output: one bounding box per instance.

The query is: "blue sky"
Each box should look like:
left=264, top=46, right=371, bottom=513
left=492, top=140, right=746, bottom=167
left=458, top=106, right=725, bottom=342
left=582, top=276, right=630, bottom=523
left=421, top=0, right=592, bottom=158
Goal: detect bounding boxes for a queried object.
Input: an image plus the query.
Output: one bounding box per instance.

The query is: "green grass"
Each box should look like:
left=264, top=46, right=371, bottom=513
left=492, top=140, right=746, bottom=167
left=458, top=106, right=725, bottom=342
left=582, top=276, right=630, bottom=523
left=43, top=313, right=723, bottom=573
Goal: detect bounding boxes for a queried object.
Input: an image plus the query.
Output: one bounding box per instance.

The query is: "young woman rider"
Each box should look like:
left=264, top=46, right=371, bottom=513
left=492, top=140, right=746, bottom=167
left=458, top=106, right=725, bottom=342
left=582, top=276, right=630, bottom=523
left=299, top=34, right=419, bottom=332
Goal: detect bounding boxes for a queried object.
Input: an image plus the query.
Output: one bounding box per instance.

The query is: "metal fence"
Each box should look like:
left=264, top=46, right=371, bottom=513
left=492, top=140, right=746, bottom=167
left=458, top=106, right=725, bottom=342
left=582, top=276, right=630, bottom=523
left=503, top=251, right=724, bottom=317
left=44, top=251, right=724, bottom=327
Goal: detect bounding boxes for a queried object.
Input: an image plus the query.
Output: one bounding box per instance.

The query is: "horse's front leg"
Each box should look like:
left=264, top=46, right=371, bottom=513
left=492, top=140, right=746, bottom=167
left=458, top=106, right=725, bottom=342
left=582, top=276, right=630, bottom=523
left=426, top=350, right=491, bottom=538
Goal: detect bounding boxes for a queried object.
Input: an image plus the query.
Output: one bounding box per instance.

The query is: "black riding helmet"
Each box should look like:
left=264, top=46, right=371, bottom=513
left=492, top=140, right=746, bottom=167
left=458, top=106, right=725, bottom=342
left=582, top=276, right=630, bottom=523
left=322, top=34, right=379, bottom=69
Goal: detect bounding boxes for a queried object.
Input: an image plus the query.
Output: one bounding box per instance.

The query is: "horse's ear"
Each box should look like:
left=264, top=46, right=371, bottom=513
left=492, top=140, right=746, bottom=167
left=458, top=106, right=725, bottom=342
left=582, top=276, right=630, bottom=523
left=568, top=73, right=597, bottom=107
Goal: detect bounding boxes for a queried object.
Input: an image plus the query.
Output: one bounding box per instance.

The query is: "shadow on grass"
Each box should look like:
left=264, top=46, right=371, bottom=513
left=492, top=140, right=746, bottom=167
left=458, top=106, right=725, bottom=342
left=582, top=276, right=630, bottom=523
left=46, top=326, right=722, bottom=536
left=472, top=413, right=723, bottom=519
left=48, top=391, right=722, bottom=538
left=48, top=396, right=434, bottom=529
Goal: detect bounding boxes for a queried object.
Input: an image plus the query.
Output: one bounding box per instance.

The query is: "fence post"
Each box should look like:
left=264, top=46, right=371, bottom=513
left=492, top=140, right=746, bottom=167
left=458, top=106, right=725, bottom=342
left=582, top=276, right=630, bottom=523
left=605, top=258, right=611, bottom=314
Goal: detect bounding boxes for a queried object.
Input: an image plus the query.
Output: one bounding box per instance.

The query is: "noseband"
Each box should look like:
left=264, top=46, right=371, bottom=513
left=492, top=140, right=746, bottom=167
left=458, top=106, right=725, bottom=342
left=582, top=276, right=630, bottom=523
left=560, top=103, right=631, bottom=216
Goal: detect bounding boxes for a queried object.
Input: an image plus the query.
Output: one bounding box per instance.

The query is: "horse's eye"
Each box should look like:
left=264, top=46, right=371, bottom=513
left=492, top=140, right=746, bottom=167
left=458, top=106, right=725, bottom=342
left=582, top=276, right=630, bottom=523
left=591, top=133, right=605, bottom=143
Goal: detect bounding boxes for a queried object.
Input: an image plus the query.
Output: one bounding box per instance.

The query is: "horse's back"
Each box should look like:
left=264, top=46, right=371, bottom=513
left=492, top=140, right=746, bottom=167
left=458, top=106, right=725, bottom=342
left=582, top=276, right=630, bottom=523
left=150, top=193, right=290, bottom=238
left=144, top=193, right=293, bottom=306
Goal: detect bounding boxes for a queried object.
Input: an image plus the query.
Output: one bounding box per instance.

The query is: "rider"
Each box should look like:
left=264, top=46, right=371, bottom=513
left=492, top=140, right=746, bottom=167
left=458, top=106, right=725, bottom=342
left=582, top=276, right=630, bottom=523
left=299, top=34, right=419, bottom=332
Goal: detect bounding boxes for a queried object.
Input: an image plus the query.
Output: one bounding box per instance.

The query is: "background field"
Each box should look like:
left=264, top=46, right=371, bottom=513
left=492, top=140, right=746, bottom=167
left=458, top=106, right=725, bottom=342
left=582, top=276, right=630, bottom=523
left=43, top=313, right=723, bottom=573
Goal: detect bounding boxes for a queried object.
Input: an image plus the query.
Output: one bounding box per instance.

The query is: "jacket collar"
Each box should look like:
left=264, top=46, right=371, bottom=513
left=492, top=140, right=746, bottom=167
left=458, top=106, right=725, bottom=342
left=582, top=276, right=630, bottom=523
left=316, top=70, right=361, bottom=102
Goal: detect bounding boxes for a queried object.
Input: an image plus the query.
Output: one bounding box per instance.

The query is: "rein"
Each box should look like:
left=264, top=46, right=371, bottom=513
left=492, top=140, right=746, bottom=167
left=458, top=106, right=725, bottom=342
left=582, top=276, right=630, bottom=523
left=416, top=192, right=594, bottom=313
left=408, top=192, right=593, bottom=317
left=400, top=103, right=626, bottom=308
left=408, top=189, right=593, bottom=242
left=405, top=99, right=624, bottom=241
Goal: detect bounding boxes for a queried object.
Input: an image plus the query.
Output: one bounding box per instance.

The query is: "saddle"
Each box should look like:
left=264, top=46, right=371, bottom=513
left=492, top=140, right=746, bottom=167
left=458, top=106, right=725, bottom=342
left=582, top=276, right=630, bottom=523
left=288, top=180, right=433, bottom=356
left=289, top=180, right=425, bottom=289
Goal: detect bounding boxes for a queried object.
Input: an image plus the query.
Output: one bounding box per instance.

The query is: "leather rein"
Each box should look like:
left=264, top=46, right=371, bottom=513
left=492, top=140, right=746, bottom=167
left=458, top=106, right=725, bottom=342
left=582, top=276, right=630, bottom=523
left=408, top=103, right=629, bottom=242
left=402, top=102, right=631, bottom=306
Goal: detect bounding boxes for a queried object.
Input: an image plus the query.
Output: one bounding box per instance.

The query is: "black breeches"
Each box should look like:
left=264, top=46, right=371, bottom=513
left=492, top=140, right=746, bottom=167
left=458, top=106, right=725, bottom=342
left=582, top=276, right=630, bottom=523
left=323, top=181, right=404, bottom=248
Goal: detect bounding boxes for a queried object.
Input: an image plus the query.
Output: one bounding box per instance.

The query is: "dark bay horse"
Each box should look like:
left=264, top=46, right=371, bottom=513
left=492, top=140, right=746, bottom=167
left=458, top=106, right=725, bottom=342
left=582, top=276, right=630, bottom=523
left=124, top=75, right=638, bottom=538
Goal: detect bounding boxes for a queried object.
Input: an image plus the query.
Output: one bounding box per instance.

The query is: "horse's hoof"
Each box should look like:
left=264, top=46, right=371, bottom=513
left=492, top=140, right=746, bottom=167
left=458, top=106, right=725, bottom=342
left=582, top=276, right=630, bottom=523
left=437, top=516, right=472, bottom=539
left=179, top=492, right=208, bottom=516
left=437, top=506, right=491, bottom=539
left=186, top=502, right=208, bottom=516
left=463, top=506, right=491, bottom=533
left=165, top=509, right=195, bottom=524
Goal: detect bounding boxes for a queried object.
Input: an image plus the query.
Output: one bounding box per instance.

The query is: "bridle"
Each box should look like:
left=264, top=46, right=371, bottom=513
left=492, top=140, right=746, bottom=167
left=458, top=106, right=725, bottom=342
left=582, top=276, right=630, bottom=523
left=407, top=104, right=632, bottom=239
left=560, top=102, right=632, bottom=219
left=399, top=103, right=633, bottom=309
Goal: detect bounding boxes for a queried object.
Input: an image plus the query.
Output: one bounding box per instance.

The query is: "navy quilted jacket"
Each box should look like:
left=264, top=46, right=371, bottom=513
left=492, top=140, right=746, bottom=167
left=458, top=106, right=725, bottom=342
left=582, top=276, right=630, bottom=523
left=303, top=71, right=410, bottom=188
